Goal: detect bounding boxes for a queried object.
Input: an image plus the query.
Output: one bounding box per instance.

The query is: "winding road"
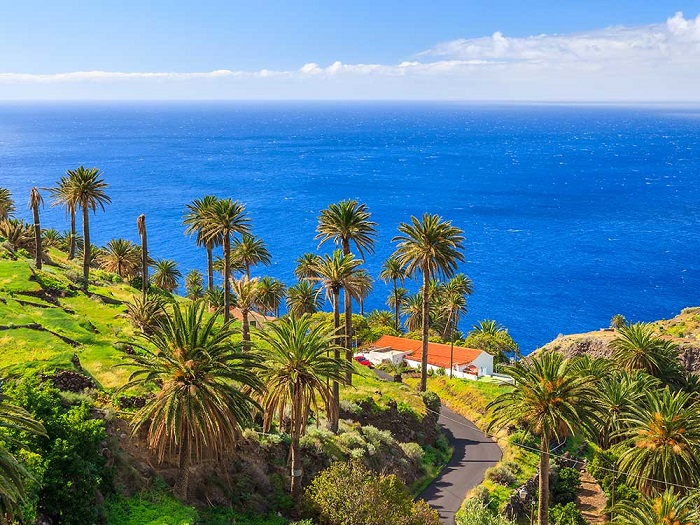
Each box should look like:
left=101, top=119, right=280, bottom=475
left=420, top=405, right=502, bottom=525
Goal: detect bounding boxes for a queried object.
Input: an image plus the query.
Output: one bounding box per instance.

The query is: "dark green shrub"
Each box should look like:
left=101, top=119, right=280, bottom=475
left=551, top=467, right=581, bottom=505
left=485, top=465, right=517, bottom=487
left=549, top=503, right=586, bottom=525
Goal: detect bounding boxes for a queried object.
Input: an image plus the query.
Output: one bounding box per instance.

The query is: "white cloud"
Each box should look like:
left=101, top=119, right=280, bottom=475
left=1, top=12, right=699, bottom=100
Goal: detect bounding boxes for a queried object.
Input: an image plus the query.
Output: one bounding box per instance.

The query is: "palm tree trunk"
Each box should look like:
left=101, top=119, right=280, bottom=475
left=420, top=265, right=430, bottom=392
left=32, top=204, right=42, bottom=269
left=290, top=431, right=302, bottom=501
left=68, top=209, right=76, bottom=260
left=330, top=289, right=341, bottom=433
left=138, top=214, right=148, bottom=300
left=206, top=244, right=214, bottom=292
left=538, top=435, right=550, bottom=525
left=393, top=278, right=400, bottom=331
left=242, top=309, right=250, bottom=350
left=82, top=205, right=90, bottom=289
left=344, top=288, right=353, bottom=386
left=175, top=434, right=191, bottom=501
left=223, top=234, right=231, bottom=323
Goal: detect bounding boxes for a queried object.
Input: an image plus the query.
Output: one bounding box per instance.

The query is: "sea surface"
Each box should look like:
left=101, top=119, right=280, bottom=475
left=1, top=102, right=699, bottom=353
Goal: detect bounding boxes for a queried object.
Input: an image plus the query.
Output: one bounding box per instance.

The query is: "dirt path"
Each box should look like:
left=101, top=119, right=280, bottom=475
left=576, top=470, right=607, bottom=525
left=420, top=405, right=502, bottom=525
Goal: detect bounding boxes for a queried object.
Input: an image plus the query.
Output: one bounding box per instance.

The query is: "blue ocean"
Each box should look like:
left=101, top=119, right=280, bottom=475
left=1, top=102, right=699, bottom=353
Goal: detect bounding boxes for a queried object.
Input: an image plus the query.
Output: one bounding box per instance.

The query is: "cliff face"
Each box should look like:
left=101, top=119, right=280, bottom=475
left=538, top=307, right=700, bottom=373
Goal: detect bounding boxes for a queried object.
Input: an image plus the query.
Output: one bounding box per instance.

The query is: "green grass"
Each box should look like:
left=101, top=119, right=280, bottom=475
left=0, top=260, right=42, bottom=292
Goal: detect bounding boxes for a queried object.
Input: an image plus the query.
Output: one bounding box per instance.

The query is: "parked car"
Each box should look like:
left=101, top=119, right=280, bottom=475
left=353, top=355, right=373, bottom=368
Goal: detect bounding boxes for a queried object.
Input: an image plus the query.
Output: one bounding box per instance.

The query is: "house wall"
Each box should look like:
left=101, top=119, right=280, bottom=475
left=471, top=352, right=494, bottom=376
left=403, top=359, right=479, bottom=381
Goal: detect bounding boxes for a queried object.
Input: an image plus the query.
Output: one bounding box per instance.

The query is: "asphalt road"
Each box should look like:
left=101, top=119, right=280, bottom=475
left=420, top=405, right=502, bottom=525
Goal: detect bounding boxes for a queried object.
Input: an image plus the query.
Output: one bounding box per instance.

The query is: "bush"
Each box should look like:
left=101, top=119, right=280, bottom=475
left=551, top=467, right=581, bottom=505
left=456, top=498, right=515, bottom=525
left=420, top=391, right=441, bottom=413
left=485, top=464, right=517, bottom=487
left=509, top=429, right=538, bottom=450
left=104, top=489, right=198, bottom=525
left=549, top=503, right=586, bottom=525
left=400, top=442, right=425, bottom=463
left=305, top=460, right=440, bottom=525
left=361, top=425, right=395, bottom=448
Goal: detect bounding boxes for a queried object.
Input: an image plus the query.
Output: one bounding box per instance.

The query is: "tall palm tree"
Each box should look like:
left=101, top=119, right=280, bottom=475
left=27, top=187, right=44, bottom=268
left=442, top=289, right=468, bottom=378
left=232, top=234, right=271, bottom=279
left=213, top=253, right=246, bottom=278
left=294, top=252, right=322, bottom=280
left=230, top=276, right=260, bottom=348
left=98, top=238, right=141, bottom=279
left=68, top=166, right=111, bottom=287
left=137, top=214, right=148, bottom=299
left=121, top=301, right=262, bottom=500
left=379, top=257, right=407, bottom=331
left=401, top=292, right=424, bottom=332
left=487, top=352, right=595, bottom=525
left=310, top=250, right=363, bottom=430
left=614, top=490, right=699, bottom=525
left=286, top=281, right=323, bottom=317
left=387, top=286, right=409, bottom=331
left=257, top=276, right=286, bottom=317
left=353, top=269, right=373, bottom=316
left=616, top=387, right=700, bottom=495
left=50, top=175, right=79, bottom=259
left=256, top=315, right=349, bottom=501
left=199, top=198, right=250, bottom=323
left=316, top=200, right=377, bottom=380
left=0, top=391, right=47, bottom=519
left=0, top=187, right=15, bottom=220
left=152, top=259, right=182, bottom=293
left=392, top=213, right=465, bottom=392
left=611, top=323, right=681, bottom=379
left=183, top=196, right=222, bottom=293
left=184, top=270, right=204, bottom=300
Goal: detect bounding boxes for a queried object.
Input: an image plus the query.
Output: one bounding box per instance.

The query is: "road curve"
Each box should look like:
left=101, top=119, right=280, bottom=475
left=420, top=405, right=502, bottom=525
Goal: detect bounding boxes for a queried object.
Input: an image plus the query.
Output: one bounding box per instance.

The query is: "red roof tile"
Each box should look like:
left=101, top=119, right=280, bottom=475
left=372, top=335, right=484, bottom=369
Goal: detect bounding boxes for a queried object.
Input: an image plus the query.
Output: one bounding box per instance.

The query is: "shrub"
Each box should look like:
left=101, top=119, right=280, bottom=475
left=485, top=465, right=517, bottom=487
left=549, top=503, right=586, bottom=525
left=456, top=498, right=516, bottom=525
left=361, top=425, right=395, bottom=448
left=103, top=489, right=198, bottom=525
left=551, top=466, right=581, bottom=505
left=337, top=430, right=367, bottom=451
left=305, top=460, right=440, bottom=525
left=470, top=486, right=491, bottom=505
left=509, top=429, right=538, bottom=449
left=400, top=442, right=425, bottom=463
left=420, top=391, right=441, bottom=413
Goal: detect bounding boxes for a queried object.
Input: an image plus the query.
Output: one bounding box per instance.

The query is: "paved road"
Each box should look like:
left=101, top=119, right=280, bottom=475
left=420, top=405, right=502, bottom=525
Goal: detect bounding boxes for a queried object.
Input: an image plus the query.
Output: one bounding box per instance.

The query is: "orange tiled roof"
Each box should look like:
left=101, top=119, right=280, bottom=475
left=372, top=335, right=484, bottom=369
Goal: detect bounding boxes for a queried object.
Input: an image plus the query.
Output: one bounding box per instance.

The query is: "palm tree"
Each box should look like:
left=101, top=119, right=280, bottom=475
left=68, top=166, right=111, bottom=287
left=232, top=234, right=271, bottom=278
left=257, top=276, right=286, bottom=317
left=286, top=281, right=323, bottom=317
left=401, top=292, right=424, bottom=332
left=0, top=188, right=15, bottom=220
left=316, top=200, right=377, bottom=380
left=379, top=257, right=407, bottom=331
left=152, top=259, right=182, bottom=293
left=42, top=228, right=62, bottom=248
left=28, top=187, right=44, bottom=269
left=50, top=175, right=79, bottom=259
left=123, top=294, right=167, bottom=334
left=310, top=250, right=363, bottom=430
left=0, top=390, right=47, bottom=519
left=294, top=252, right=322, bottom=280
left=614, top=490, right=699, bottom=525
left=353, top=269, right=373, bottom=316
left=121, top=301, right=262, bottom=500
left=137, top=214, right=148, bottom=299
left=184, top=270, right=204, bottom=300
left=442, top=289, right=468, bottom=378
left=611, top=323, right=681, bottom=379
left=487, top=351, right=595, bottom=525
left=213, top=253, right=246, bottom=278
left=616, top=387, right=700, bottom=495
left=466, top=320, right=519, bottom=364
left=256, top=315, right=349, bottom=500
left=230, top=276, right=260, bottom=347
left=183, top=196, right=222, bottom=293
left=0, top=219, right=33, bottom=253
left=386, top=286, right=409, bottom=331
left=392, top=214, right=465, bottom=392
left=98, top=238, right=141, bottom=279
left=199, top=198, right=250, bottom=323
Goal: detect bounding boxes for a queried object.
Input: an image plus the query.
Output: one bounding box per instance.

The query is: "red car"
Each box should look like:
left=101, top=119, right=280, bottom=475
left=354, top=356, right=373, bottom=368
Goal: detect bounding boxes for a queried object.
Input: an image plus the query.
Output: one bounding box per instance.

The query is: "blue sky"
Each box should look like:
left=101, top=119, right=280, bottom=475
left=1, top=1, right=700, bottom=100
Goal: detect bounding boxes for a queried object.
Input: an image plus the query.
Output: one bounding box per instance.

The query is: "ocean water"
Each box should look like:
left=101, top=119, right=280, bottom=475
left=1, top=102, right=699, bottom=353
